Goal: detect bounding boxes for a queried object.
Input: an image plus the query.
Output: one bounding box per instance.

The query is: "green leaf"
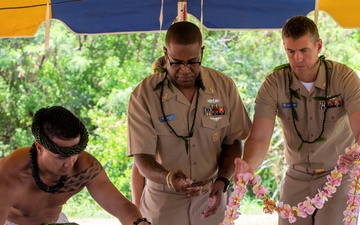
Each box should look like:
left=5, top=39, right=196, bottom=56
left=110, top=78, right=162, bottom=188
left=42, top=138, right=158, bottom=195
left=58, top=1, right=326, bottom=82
left=319, top=55, right=325, bottom=62
left=167, top=80, right=174, bottom=93
left=313, top=96, right=327, bottom=101
left=290, top=89, right=301, bottom=100
left=327, top=94, right=341, bottom=99
left=313, top=94, right=340, bottom=101
left=182, top=137, right=189, bottom=154
left=297, top=142, right=303, bottom=152
left=317, top=137, right=326, bottom=142
left=153, top=81, right=164, bottom=91
left=197, top=78, right=206, bottom=91
left=273, top=63, right=290, bottom=71
left=155, top=67, right=167, bottom=73
left=292, top=110, right=298, bottom=121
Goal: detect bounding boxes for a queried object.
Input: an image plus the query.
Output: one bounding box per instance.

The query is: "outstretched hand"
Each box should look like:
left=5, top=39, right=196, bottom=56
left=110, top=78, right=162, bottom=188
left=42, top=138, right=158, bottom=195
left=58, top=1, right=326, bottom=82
left=337, top=143, right=360, bottom=167
left=200, top=181, right=223, bottom=219
left=234, top=158, right=254, bottom=182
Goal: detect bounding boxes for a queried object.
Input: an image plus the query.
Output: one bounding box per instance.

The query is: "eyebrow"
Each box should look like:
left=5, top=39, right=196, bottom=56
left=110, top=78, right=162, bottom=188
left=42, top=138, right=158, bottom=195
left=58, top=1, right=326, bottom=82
left=286, top=47, right=309, bottom=52
left=169, top=54, right=199, bottom=62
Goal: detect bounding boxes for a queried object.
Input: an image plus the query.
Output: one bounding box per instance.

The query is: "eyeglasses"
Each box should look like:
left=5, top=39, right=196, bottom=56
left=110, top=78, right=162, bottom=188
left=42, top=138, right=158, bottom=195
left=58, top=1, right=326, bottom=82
left=166, top=52, right=202, bottom=70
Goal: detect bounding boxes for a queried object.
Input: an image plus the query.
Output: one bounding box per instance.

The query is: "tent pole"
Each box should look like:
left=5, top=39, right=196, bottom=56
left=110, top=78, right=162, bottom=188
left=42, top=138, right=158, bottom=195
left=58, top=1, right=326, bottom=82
left=177, top=0, right=187, bottom=21
left=314, top=0, right=320, bottom=25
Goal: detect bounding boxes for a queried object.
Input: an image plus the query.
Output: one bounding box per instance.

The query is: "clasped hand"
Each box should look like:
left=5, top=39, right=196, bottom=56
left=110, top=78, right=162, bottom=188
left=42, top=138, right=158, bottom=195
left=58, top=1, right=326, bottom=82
left=168, top=170, right=203, bottom=196
left=168, top=170, right=224, bottom=219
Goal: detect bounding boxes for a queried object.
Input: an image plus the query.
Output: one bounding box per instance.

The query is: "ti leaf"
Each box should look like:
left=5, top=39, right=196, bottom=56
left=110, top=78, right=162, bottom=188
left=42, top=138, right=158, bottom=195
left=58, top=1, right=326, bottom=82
left=290, top=89, right=301, bottom=100
left=297, top=142, right=303, bottom=152
left=155, top=67, right=167, bottom=73
left=273, top=63, right=290, bottom=71
left=153, top=80, right=164, bottom=91
left=167, top=80, right=174, bottom=93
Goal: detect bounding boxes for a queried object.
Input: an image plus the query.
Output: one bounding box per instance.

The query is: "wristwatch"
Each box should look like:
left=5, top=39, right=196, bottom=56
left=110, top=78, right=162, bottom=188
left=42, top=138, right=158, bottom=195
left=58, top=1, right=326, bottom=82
left=215, top=177, right=230, bottom=193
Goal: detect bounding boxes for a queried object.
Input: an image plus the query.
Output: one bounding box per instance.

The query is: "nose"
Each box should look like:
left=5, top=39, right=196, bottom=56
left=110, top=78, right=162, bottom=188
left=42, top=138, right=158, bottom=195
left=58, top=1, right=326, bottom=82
left=294, top=51, right=303, bottom=63
left=178, top=63, right=191, bottom=72
left=63, top=155, right=77, bottom=168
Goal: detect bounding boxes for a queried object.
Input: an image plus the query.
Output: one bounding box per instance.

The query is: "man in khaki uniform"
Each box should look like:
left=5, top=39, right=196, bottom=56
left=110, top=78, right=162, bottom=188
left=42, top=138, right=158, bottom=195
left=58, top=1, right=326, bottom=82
left=127, top=22, right=251, bottom=225
left=241, top=16, right=360, bottom=225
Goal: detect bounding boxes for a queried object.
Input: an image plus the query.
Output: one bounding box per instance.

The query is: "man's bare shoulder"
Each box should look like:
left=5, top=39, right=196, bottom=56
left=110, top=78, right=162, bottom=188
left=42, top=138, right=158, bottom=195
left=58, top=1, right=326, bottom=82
left=60, top=152, right=103, bottom=193
left=0, top=147, right=33, bottom=209
left=0, top=147, right=32, bottom=175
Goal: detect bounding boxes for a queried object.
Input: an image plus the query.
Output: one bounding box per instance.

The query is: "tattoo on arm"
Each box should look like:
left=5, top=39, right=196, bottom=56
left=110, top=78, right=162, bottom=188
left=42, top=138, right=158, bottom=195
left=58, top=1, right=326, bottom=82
left=57, top=158, right=103, bottom=193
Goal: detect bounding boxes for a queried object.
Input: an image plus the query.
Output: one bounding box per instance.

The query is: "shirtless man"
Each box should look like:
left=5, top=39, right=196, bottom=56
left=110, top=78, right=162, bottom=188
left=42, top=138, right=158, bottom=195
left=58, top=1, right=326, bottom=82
left=0, top=106, right=150, bottom=225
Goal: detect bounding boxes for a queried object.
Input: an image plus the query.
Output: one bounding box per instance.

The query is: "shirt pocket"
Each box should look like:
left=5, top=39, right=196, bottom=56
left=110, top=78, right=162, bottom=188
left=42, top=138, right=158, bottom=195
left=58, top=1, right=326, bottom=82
left=201, top=116, right=230, bottom=131
left=325, top=106, right=346, bottom=122
left=153, top=119, right=187, bottom=136
left=277, top=101, right=306, bottom=123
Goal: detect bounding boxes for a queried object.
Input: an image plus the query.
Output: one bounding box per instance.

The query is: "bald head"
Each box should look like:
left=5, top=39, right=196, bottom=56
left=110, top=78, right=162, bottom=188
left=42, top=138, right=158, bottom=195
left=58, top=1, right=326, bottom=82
left=165, top=22, right=203, bottom=47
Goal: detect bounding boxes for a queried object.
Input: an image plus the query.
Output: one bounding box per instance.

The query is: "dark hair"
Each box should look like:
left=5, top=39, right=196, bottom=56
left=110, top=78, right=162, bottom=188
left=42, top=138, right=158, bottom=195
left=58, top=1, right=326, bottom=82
left=282, top=16, right=319, bottom=44
left=37, top=106, right=81, bottom=140
left=31, top=106, right=89, bottom=156
left=165, top=22, right=203, bottom=47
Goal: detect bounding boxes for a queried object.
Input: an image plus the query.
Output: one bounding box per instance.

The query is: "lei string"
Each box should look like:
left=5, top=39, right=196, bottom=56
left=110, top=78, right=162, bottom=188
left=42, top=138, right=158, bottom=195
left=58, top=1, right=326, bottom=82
left=220, top=143, right=360, bottom=225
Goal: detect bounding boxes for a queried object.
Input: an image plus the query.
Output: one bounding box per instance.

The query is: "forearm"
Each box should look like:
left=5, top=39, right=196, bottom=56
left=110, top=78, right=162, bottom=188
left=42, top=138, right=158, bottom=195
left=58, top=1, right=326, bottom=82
left=242, top=117, right=274, bottom=172
left=217, top=139, right=242, bottom=179
left=131, top=164, right=144, bottom=207
left=242, top=138, right=269, bottom=171
left=116, top=201, right=149, bottom=225
left=134, top=154, right=168, bottom=184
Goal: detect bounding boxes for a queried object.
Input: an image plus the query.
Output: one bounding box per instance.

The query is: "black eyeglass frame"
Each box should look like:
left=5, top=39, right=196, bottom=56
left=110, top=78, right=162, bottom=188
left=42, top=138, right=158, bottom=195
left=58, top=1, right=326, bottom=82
left=164, top=48, right=203, bottom=70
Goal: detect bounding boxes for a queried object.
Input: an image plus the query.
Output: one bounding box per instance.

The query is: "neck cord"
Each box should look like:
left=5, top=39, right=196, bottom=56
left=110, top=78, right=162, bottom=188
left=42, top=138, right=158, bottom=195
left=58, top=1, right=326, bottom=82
left=288, top=56, right=329, bottom=151
left=159, top=73, right=201, bottom=154
left=29, top=145, right=68, bottom=194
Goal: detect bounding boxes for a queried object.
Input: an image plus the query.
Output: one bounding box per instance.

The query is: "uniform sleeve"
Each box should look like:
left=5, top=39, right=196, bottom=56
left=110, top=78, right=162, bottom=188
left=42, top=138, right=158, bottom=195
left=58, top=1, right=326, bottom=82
left=334, top=63, right=360, bottom=115
left=222, top=76, right=252, bottom=145
left=254, top=73, right=280, bottom=120
left=127, top=84, right=157, bottom=156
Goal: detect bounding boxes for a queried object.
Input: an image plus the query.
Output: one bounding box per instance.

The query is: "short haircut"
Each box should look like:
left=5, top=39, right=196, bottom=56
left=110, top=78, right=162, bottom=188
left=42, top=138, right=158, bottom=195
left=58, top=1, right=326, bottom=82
left=165, top=22, right=203, bottom=47
left=282, top=16, right=320, bottom=44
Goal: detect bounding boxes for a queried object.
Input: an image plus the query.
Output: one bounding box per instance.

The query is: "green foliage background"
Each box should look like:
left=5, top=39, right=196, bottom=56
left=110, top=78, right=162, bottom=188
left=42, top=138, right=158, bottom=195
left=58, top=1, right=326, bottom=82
left=0, top=12, right=359, bottom=218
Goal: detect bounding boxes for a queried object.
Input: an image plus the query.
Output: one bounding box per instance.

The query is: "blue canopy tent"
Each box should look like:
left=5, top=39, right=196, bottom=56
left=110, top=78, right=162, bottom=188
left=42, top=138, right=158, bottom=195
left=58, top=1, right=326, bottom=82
left=1, top=0, right=359, bottom=37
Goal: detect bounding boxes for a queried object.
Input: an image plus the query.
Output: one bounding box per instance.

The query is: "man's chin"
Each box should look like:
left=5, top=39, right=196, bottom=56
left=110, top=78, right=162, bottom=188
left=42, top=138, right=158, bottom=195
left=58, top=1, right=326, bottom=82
left=58, top=171, right=69, bottom=176
left=178, top=79, right=195, bottom=87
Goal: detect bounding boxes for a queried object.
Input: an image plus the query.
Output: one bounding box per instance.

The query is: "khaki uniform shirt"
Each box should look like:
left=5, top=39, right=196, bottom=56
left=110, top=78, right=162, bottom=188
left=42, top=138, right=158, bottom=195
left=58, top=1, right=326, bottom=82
left=128, top=66, right=251, bottom=182
left=255, top=59, right=360, bottom=168
left=127, top=66, right=251, bottom=225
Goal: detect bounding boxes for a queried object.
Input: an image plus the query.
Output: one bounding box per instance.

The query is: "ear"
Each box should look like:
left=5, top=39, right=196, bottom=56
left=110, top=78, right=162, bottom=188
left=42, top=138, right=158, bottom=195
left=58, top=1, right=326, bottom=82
left=200, top=46, right=205, bottom=58
left=317, top=39, right=323, bottom=53
left=34, top=142, right=44, bottom=155
left=163, top=46, right=168, bottom=60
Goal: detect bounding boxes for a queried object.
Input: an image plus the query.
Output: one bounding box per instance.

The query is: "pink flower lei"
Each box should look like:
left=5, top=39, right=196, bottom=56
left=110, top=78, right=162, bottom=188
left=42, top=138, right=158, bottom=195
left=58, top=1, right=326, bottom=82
left=220, top=143, right=360, bottom=225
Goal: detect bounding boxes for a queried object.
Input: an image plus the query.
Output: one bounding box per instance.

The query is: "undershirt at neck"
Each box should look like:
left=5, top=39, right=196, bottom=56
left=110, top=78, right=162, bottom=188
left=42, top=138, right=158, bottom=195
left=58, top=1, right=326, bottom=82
left=300, top=81, right=315, bottom=92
